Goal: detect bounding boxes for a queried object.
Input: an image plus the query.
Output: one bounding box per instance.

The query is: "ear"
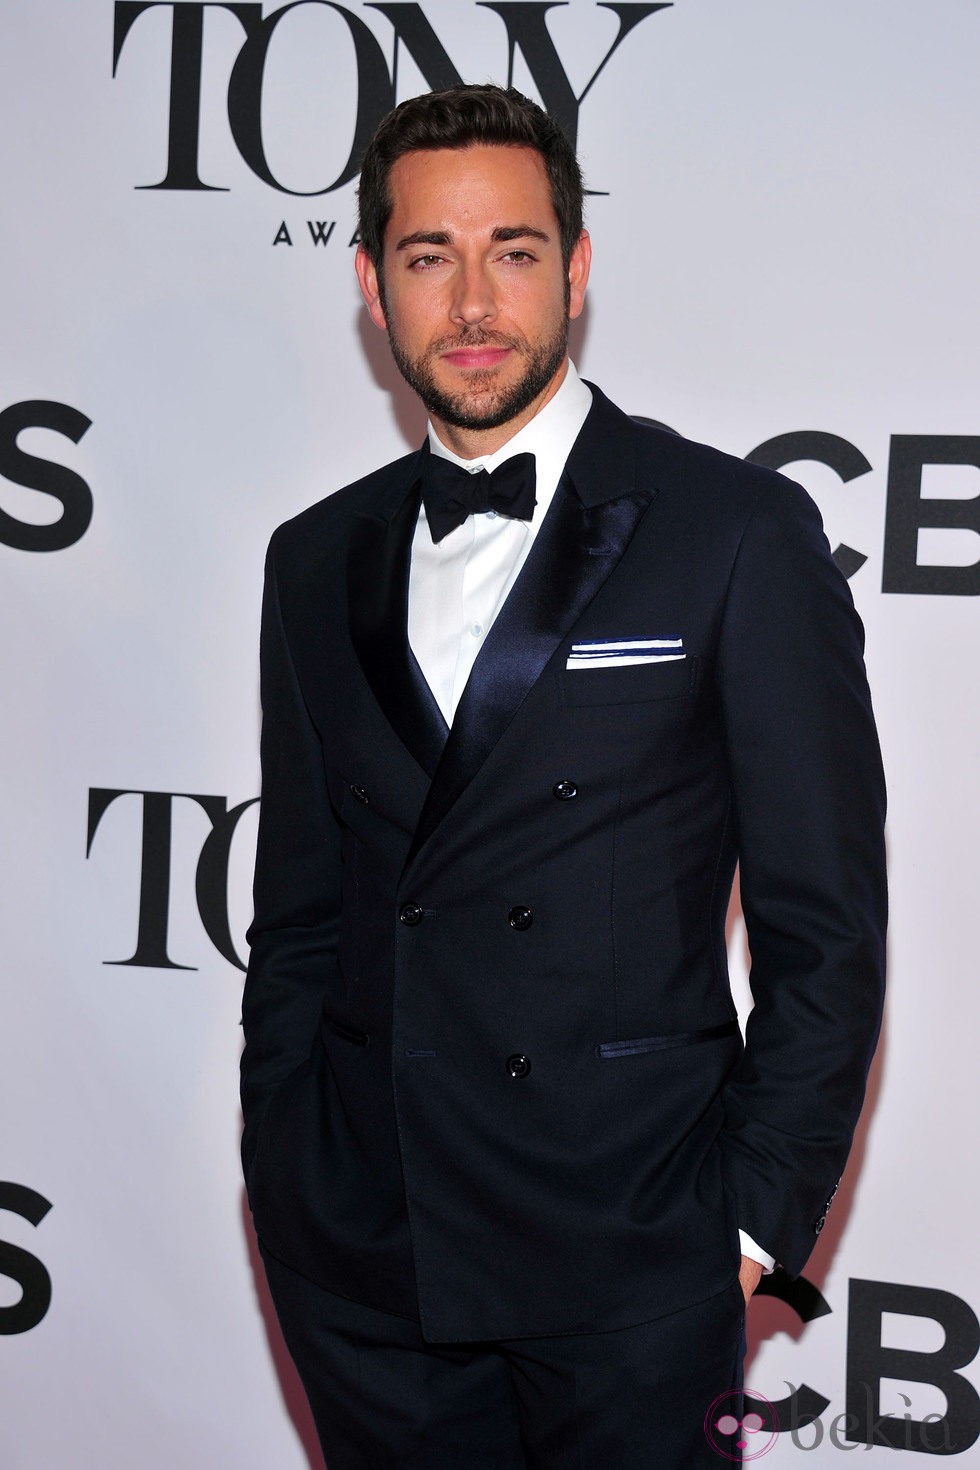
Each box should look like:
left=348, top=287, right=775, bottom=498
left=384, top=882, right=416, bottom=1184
left=567, top=229, right=592, bottom=321
left=355, top=245, right=388, bottom=330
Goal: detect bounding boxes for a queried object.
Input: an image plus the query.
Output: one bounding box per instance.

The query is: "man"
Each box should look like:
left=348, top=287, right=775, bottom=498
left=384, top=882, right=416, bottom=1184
left=241, top=84, right=887, bottom=1467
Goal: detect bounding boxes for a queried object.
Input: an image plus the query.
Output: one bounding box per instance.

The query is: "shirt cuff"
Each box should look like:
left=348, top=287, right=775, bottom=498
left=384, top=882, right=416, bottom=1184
left=738, top=1229, right=776, bottom=1274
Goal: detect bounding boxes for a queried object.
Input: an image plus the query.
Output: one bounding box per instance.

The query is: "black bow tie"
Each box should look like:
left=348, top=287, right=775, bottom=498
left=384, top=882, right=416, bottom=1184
left=420, top=450, right=537, bottom=544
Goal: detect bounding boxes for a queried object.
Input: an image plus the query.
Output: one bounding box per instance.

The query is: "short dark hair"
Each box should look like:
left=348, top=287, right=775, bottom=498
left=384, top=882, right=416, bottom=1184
left=357, top=83, right=584, bottom=272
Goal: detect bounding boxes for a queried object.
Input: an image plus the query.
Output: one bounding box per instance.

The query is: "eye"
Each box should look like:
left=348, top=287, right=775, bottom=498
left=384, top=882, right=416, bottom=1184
left=502, top=249, right=536, bottom=264
left=408, top=254, right=446, bottom=271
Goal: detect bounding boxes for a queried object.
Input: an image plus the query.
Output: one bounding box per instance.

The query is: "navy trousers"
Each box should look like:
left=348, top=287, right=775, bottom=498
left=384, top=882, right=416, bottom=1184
left=261, top=1246, right=747, bottom=1468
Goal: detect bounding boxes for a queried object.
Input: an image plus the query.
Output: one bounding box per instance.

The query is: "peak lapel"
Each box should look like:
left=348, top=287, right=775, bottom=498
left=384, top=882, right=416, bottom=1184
left=347, top=472, right=449, bottom=780
left=404, top=390, right=657, bottom=872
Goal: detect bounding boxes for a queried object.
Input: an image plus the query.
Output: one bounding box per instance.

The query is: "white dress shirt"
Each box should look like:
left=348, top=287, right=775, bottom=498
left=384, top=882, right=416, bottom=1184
left=406, top=358, right=775, bottom=1275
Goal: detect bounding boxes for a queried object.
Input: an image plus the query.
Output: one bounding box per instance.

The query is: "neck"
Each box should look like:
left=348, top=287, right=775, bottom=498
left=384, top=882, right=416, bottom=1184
left=429, top=358, right=569, bottom=461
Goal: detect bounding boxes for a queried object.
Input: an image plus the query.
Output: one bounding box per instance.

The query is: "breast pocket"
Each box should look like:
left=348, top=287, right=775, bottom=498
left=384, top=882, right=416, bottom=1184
left=562, top=655, right=698, bottom=706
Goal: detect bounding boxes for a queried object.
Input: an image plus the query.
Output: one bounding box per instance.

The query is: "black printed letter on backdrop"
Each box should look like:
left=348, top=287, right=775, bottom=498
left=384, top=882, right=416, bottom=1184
left=746, top=430, right=874, bottom=580
left=0, top=401, right=93, bottom=552
left=475, top=2, right=671, bottom=155
left=0, top=1184, right=53, bottom=1336
left=87, top=789, right=258, bottom=971
left=882, top=436, right=980, bottom=595
left=847, top=1278, right=980, bottom=1453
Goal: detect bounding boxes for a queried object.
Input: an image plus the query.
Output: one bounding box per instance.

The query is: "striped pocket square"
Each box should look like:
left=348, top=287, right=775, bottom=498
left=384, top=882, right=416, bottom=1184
left=566, top=637, right=685, bottom=670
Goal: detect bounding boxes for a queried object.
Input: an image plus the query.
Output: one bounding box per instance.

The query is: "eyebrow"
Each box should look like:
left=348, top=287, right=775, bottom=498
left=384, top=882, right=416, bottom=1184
left=394, top=225, right=552, bottom=251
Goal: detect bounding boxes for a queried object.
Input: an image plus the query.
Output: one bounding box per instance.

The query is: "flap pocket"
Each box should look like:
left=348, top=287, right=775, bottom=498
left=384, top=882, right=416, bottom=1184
left=563, top=655, right=697, bottom=706
left=596, top=1019, right=738, bottom=1058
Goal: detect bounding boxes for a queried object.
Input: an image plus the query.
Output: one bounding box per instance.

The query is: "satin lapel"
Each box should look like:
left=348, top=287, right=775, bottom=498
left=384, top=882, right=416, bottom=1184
left=347, top=477, right=449, bottom=779
left=404, top=454, right=656, bottom=872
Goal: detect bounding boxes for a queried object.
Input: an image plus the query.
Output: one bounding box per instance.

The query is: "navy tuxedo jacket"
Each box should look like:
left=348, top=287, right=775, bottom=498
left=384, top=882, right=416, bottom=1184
left=241, top=385, right=887, bottom=1343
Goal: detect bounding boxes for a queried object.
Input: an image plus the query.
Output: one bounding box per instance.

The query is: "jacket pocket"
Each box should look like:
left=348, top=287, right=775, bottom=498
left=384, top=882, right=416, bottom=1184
left=563, top=655, right=697, bottom=706
left=596, top=1018, right=738, bottom=1058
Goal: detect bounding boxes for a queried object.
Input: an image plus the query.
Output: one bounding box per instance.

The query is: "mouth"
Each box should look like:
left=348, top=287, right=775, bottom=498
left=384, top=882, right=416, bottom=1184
left=440, top=346, right=512, bottom=370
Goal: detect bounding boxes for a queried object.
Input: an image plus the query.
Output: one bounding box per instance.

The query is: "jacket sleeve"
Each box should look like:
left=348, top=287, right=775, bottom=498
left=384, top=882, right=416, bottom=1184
left=716, top=474, right=887, bottom=1276
left=239, top=531, right=344, bottom=1186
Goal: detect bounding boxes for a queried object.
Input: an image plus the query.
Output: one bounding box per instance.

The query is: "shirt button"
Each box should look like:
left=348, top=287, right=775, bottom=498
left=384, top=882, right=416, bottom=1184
left=552, top=780, right=578, bottom=800
left=349, top=783, right=369, bottom=804
left=506, top=1054, right=531, bottom=1079
left=399, top=902, right=424, bottom=927
left=471, top=623, right=484, bottom=638
left=508, top=906, right=533, bottom=931
left=485, top=509, right=497, bottom=519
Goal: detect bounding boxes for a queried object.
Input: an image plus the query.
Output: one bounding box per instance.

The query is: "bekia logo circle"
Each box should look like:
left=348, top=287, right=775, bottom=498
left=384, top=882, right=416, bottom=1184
left=704, top=1388, right=779, bottom=1461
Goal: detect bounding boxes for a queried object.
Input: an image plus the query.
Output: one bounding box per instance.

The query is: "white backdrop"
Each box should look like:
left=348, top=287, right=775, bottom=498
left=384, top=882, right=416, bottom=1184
left=2, top=1, right=978, bottom=1464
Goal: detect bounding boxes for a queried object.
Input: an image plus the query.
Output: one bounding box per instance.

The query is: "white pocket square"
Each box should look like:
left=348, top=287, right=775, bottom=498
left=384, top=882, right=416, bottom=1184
left=566, top=638, right=685, bottom=671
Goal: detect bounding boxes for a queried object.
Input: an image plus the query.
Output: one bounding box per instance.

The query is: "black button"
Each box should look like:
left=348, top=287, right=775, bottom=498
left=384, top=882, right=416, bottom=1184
left=507, top=1054, right=531, bottom=1079
left=814, top=1215, right=826, bottom=1235
left=553, top=780, right=578, bottom=800
left=508, top=905, right=533, bottom=931
left=350, top=783, right=369, bottom=804
left=399, top=902, right=424, bottom=926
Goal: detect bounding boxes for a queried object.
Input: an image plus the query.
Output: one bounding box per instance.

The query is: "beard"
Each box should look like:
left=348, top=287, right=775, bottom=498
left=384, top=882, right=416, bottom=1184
left=384, top=313, right=570, bottom=433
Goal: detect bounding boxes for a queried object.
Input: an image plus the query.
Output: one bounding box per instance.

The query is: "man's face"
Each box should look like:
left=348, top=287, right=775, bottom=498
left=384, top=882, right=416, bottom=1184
left=356, top=145, right=590, bottom=444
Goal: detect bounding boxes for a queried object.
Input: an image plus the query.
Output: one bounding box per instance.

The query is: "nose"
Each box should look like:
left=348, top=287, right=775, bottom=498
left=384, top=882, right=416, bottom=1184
left=450, top=259, right=497, bottom=328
